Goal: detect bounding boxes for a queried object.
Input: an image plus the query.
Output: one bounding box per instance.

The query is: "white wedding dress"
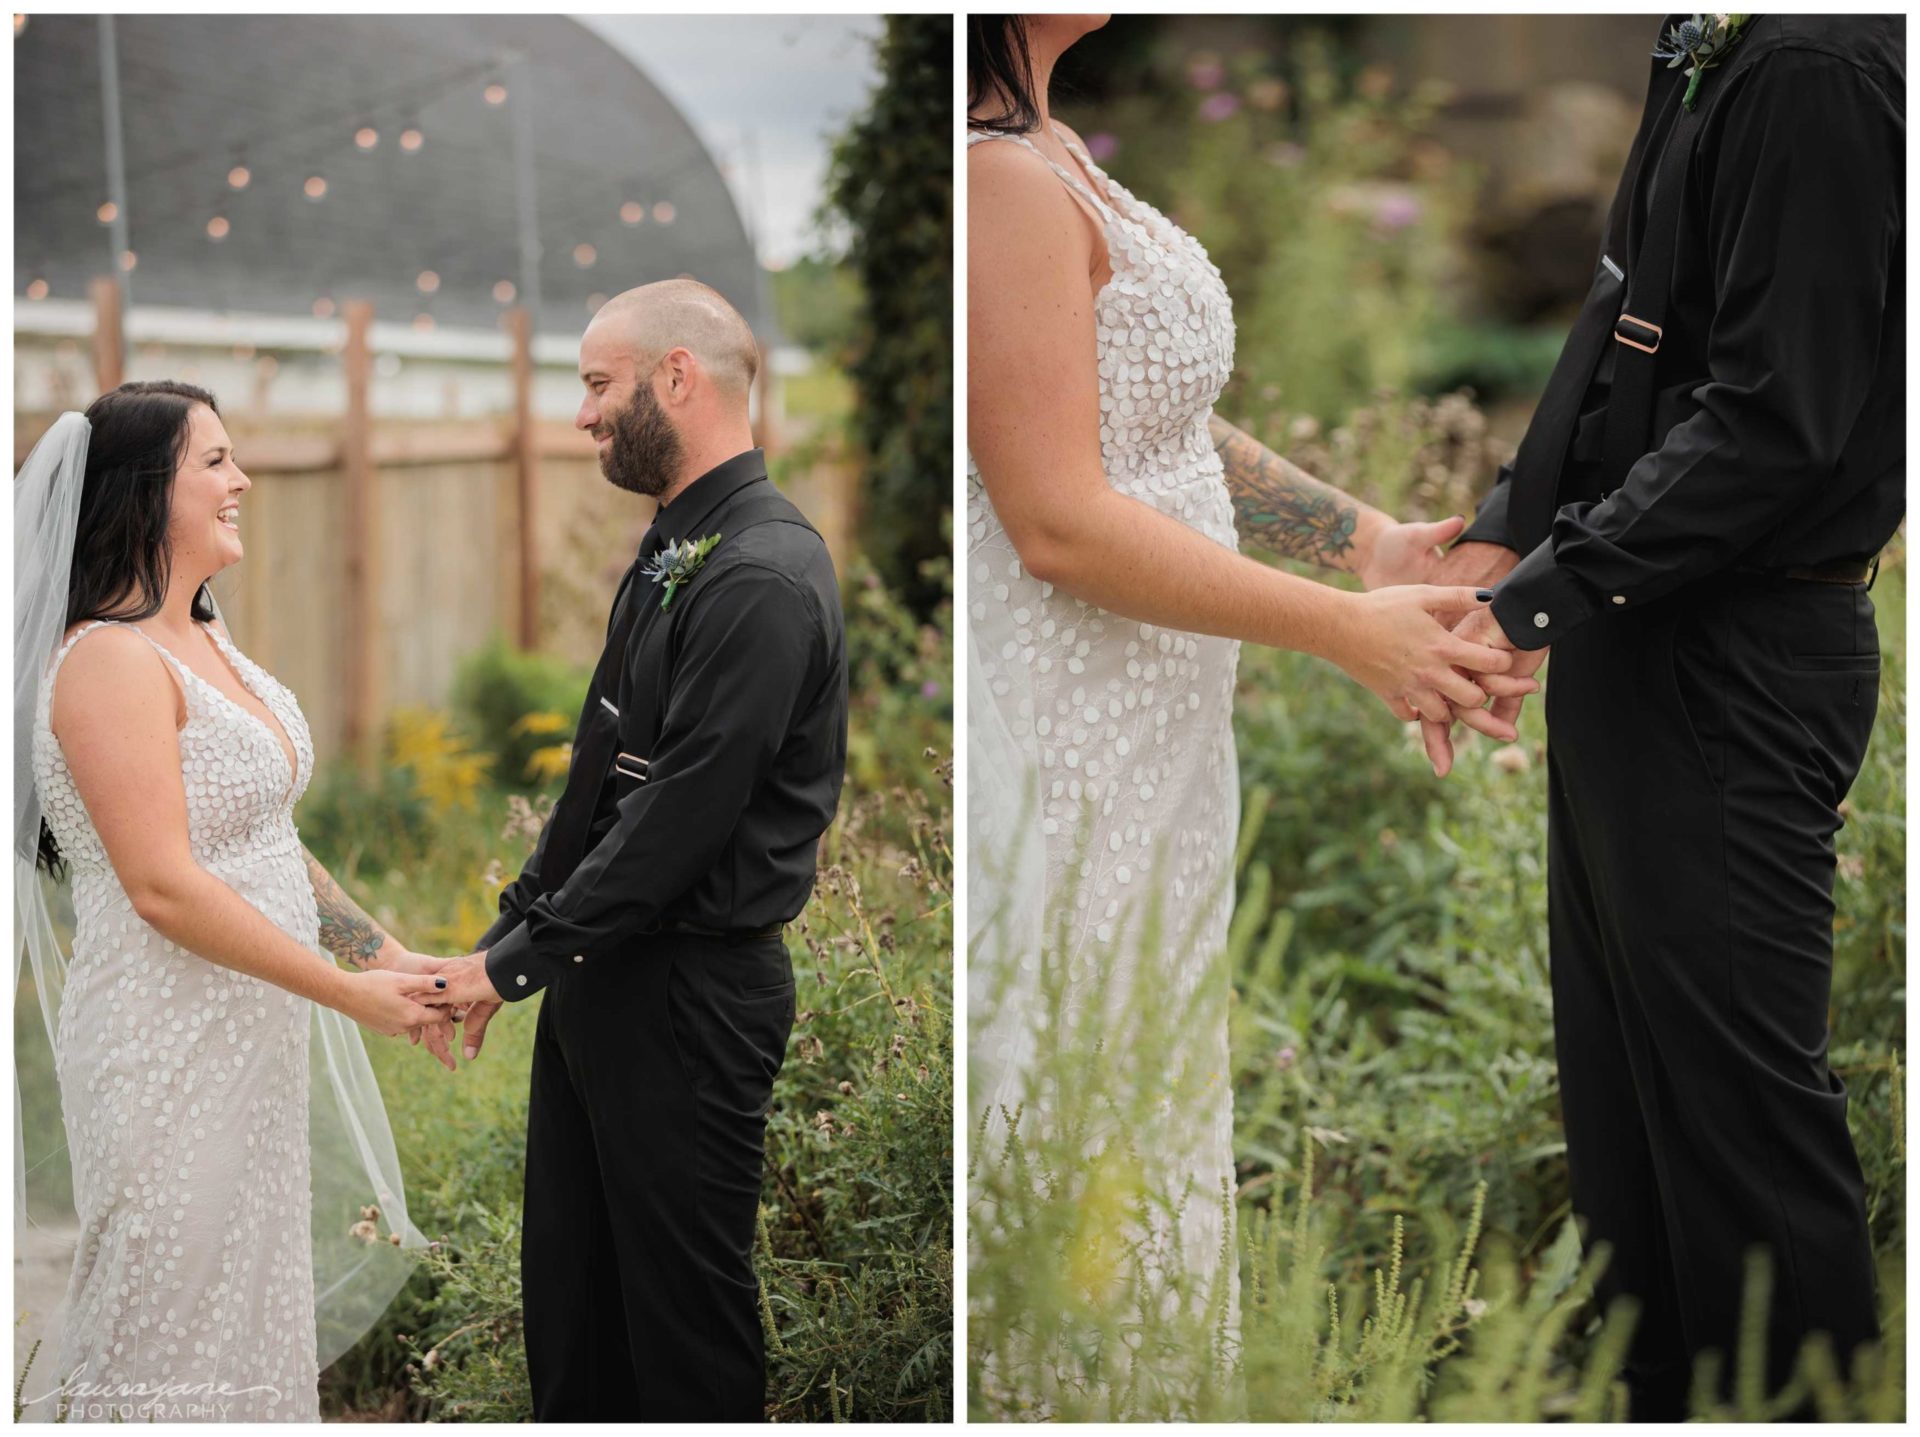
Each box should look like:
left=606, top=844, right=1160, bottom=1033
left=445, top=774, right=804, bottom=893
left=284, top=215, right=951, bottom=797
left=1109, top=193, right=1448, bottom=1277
left=968, top=122, right=1242, bottom=1410
left=31, top=620, right=322, bottom=1422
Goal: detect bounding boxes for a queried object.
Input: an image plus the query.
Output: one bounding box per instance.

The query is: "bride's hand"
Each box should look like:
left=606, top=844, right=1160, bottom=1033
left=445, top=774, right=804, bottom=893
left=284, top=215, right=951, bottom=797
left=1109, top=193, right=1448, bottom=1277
left=336, top=969, right=447, bottom=1038
left=1328, top=585, right=1533, bottom=729
left=1355, top=514, right=1468, bottom=590
left=380, top=948, right=451, bottom=977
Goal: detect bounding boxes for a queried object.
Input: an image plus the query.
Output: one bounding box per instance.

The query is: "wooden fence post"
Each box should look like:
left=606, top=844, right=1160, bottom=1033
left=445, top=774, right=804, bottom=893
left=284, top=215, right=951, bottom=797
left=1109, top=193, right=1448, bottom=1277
left=508, top=306, right=541, bottom=649
left=341, top=301, right=380, bottom=770
left=753, top=341, right=779, bottom=456
left=90, top=276, right=124, bottom=393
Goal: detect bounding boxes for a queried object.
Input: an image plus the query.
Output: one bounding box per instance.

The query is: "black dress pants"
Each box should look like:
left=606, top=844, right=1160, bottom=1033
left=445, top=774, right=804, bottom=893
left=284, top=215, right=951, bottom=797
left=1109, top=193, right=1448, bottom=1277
left=1543, top=572, right=1881, bottom=1420
left=520, top=931, right=794, bottom=1421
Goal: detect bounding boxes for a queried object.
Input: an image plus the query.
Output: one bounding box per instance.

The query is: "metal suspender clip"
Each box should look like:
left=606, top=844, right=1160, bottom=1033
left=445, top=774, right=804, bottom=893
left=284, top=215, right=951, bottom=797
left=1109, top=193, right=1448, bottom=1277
left=614, top=752, right=650, bottom=782
left=1613, top=313, right=1663, bottom=354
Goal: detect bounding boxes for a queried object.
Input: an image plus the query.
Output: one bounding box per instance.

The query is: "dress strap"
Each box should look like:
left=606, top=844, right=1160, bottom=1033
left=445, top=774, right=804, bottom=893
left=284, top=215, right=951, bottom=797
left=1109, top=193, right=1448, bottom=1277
left=969, top=125, right=1119, bottom=227
left=46, top=618, right=194, bottom=704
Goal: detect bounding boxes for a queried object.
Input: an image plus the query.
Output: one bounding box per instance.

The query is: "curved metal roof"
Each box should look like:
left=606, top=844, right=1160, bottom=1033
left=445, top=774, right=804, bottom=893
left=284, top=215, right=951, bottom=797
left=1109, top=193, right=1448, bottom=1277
left=13, top=14, right=771, bottom=339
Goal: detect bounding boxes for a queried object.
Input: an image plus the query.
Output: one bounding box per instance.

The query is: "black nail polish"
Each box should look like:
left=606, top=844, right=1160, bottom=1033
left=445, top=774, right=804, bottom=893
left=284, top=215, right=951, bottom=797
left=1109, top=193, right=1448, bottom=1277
left=435, top=977, right=447, bottom=989
left=1475, top=588, right=1494, bottom=602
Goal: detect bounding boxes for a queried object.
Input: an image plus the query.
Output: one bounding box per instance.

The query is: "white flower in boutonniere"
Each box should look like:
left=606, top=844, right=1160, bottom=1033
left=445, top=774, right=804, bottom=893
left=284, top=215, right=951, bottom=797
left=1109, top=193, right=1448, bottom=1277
left=642, top=532, right=722, bottom=611
left=1654, top=13, right=1753, bottom=111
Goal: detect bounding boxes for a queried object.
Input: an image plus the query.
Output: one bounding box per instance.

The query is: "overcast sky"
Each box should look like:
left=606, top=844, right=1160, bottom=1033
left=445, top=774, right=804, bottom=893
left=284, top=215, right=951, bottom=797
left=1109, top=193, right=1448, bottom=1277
left=577, top=14, right=887, bottom=269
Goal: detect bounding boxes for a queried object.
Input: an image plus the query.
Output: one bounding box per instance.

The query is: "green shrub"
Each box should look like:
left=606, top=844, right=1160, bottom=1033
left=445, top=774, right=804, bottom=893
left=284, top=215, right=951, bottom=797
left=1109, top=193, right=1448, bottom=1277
left=447, top=637, right=592, bottom=790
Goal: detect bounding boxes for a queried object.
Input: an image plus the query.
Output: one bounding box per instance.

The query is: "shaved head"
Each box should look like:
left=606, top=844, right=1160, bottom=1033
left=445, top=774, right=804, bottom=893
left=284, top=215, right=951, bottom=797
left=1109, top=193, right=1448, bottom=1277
left=589, top=278, right=760, bottom=399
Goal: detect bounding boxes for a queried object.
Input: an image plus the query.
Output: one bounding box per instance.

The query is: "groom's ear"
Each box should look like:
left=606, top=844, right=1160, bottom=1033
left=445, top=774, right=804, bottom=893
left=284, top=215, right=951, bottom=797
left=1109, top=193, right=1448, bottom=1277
left=659, top=346, right=698, bottom=403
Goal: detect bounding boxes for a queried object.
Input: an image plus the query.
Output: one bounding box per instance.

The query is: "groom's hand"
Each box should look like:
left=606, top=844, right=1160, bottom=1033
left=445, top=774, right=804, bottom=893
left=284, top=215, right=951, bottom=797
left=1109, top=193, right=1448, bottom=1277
left=1422, top=606, right=1547, bottom=776
left=410, top=1015, right=459, bottom=1073
left=420, top=952, right=503, bottom=1010
left=459, top=999, right=503, bottom=1063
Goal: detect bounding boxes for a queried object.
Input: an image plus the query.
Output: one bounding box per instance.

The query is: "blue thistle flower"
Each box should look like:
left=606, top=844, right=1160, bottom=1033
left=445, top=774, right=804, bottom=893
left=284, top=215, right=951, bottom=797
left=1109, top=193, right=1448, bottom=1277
left=1676, top=18, right=1706, bottom=51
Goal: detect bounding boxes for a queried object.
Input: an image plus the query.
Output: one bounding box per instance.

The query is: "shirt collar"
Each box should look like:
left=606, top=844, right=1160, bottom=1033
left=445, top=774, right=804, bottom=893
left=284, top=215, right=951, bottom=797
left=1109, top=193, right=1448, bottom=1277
left=650, top=448, right=768, bottom=551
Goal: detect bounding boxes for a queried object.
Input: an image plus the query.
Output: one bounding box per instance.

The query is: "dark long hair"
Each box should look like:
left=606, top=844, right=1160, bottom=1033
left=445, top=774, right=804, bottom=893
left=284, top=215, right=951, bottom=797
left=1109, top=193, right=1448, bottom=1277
left=968, top=15, right=1041, bottom=133
left=37, top=379, right=219, bottom=875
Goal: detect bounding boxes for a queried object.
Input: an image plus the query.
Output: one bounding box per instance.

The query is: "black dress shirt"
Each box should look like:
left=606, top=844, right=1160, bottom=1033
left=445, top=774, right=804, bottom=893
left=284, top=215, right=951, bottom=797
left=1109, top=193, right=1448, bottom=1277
left=1463, top=15, right=1905, bottom=649
left=479, top=449, right=848, bottom=1000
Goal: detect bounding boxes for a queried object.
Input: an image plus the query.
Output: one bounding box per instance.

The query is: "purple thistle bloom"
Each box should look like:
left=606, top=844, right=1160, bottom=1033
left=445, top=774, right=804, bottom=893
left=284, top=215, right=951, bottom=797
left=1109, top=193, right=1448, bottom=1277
left=921, top=681, right=941, bottom=699
left=1187, top=58, right=1225, bottom=90
left=1083, top=131, right=1119, bottom=164
left=1374, top=191, right=1422, bottom=231
left=1198, top=92, right=1241, bottom=123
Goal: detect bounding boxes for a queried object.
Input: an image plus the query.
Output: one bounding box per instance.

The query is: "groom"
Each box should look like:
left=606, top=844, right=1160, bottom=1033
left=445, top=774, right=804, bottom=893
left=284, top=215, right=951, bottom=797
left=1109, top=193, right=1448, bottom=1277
left=428, top=280, right=848, bottom=1419
left=1432, top=14, right=1903, bottom=1419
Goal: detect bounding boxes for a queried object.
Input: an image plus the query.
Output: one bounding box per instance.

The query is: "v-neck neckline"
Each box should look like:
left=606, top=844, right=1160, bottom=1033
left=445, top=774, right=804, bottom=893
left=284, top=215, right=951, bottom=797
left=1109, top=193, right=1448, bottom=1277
left=141, top=623, right=300, bottom=806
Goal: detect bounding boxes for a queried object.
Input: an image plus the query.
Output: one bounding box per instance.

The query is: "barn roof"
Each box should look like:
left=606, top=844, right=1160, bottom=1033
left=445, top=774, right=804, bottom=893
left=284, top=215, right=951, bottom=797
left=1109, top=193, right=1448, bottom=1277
left=13, top=14, right=772, bottom=340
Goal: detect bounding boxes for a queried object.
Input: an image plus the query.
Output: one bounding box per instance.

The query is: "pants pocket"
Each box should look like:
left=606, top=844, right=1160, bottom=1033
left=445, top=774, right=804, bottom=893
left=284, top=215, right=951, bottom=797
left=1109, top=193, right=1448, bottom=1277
left=1667, top=612, right=1727, bottom=792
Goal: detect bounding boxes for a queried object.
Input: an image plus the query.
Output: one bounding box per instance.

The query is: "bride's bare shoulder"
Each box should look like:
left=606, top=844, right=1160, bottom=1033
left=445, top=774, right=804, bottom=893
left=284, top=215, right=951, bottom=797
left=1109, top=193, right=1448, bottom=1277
left=51, top=623, right=183, bottom=729
left=968, top=133, right=1081, bottom=230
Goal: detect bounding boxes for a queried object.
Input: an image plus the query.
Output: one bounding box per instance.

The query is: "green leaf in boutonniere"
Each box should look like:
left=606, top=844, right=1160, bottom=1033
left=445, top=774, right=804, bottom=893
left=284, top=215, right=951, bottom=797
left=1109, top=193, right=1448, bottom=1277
left=642, top=532, right=722, bottom=611
left=1655, top=13, right=1753, bottom=111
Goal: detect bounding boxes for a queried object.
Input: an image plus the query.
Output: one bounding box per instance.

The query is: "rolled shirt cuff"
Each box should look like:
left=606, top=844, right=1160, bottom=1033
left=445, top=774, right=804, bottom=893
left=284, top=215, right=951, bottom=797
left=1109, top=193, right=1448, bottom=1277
left=1491, top=540, right=1600, bottom=650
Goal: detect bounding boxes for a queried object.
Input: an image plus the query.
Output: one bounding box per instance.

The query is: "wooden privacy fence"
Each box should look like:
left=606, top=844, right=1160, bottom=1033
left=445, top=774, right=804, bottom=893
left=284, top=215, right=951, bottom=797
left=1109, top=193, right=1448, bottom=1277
left=16, top=297, right=857, bottom=765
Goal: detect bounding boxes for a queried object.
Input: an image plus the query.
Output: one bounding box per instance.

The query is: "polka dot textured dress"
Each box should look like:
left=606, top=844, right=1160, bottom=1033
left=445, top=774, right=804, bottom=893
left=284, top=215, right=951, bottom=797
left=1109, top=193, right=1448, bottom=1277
left=968, top=122, right=1242, bottom=1379
left=33, top=621, right=324, bottom=1422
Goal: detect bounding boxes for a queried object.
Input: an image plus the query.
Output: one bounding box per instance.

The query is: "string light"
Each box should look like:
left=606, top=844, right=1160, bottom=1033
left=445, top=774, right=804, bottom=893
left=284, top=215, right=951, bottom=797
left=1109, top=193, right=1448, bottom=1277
left=492, top=280, right=516, bottom=304
left=416, top=270, right=440, bottom=294
left=400, top=127, right=424, bottom=153
left=652, top=201, right=676, bottom=225
left=26, top=278, right=48, bottom=300
left=586, top=292, right=607, bottom=314
left=484, top=82, right=508, bottom=106
left=206, top=216, right=230, bottom=240
left=620, top=201, right=645, bottom=226
left=354, top=126, right=379, bottom=151
left=118, top=250, right=137, bottom=272
left=304, top=175, right=328, bottom=200
left=228, top=164, right=251, bottom=190
left=413, top=313, right=436, bottom=332
left=573, top=243, right=597, bottom=268
left=96, top=201, right=118, bottom=224
left=312, top=297, right=336, bottom=318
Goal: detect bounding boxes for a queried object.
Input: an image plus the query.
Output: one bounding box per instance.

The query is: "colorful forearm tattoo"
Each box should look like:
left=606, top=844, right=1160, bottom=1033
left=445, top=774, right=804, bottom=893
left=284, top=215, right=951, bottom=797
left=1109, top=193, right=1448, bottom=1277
left=304, top=849, right=388, bottom=968
left=1210, top=415, right=1358, bottom=569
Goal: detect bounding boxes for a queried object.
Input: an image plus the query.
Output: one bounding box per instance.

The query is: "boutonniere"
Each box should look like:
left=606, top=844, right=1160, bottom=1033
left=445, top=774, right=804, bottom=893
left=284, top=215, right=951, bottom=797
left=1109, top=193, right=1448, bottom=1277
left=1655, top=13, right=1753, bottom=111
left=642, top=532, right=722, bottom=610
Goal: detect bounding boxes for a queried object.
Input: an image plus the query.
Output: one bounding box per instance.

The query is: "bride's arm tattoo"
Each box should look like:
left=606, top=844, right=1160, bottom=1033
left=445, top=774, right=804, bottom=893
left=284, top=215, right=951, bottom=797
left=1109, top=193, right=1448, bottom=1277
left=302, top=847, right=391, bottom=969
left=1210, top=415, right=1361, bottom=571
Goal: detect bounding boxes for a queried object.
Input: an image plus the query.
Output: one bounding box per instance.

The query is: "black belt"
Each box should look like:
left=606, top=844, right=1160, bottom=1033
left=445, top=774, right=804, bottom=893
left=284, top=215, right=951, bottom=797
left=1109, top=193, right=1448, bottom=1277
left=1737, top=557, right=1878, bottom=587
left=663, top=919, right=785, bottom=942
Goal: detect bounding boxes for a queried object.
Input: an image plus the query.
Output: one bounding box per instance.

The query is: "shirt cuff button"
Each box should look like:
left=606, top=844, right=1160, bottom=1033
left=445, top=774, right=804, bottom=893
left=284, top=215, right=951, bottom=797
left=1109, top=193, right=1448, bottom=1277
left=1611, top=595, right=1627, bottom=605
left=515, top=974, right=528, bottom=987
left=572, top=954, right=585, bottom=963
left=1533, top=612, right=1550, bottom=628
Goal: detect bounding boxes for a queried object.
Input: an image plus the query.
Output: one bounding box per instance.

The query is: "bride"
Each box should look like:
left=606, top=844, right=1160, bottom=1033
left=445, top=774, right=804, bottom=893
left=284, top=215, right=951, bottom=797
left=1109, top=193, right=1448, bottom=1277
left=966, top=14, right=1533, bottom=1415
left=15, top=384, right=453, bottom=1421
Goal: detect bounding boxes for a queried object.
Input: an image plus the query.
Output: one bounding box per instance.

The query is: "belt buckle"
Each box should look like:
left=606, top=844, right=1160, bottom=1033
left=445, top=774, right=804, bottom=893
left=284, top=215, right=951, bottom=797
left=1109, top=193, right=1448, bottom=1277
left=1613, top=312, right=1662, bottom=355
left=614, top=752, right=650, bottom=782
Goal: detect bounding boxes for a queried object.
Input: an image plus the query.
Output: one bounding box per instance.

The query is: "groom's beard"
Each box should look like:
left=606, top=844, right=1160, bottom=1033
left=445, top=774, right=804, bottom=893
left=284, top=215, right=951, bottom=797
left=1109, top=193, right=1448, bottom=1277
left=596, top=384, right=683, bottom=498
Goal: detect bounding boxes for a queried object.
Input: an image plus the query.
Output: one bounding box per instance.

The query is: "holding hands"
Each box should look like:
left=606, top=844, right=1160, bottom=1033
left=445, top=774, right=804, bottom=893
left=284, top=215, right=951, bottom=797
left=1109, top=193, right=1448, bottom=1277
left=345, top=948, right=503, bottom=1071
left=1413, top=541, right=1546, bottom=777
